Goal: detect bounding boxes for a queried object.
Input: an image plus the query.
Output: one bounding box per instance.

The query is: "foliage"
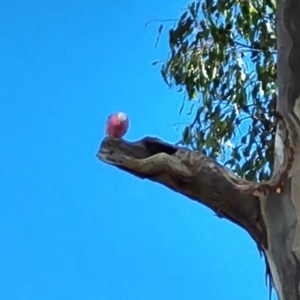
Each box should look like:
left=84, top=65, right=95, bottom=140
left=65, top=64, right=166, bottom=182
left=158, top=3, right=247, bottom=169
left=154, top=0, right=276, bottom=181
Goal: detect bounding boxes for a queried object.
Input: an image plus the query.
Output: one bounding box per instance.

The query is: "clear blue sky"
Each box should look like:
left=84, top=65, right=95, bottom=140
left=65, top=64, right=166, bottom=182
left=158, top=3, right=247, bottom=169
left=0, top=1, right=275, bottom=299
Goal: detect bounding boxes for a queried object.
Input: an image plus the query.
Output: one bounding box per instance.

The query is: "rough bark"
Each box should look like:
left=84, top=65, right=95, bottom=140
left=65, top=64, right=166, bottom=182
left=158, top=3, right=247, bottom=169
left=96, top=0, right=300, bottom=299
left=97, top=136, right=268, bottom=247
left=97, top=130, right=292, bottom=298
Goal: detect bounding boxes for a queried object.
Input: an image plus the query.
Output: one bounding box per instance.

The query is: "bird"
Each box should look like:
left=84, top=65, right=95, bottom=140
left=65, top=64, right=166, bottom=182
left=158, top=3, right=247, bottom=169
left=106, top=112, right=129, bottom=138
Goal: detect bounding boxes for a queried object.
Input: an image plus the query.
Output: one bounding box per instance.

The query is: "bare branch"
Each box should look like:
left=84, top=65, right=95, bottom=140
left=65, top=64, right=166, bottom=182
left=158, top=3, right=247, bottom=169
left=97, top=136, right=268, bottom=248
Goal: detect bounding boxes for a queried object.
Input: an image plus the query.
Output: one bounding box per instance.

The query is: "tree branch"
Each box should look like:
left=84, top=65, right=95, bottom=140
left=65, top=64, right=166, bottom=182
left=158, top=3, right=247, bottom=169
left=97, top=136, right=268, bottom=248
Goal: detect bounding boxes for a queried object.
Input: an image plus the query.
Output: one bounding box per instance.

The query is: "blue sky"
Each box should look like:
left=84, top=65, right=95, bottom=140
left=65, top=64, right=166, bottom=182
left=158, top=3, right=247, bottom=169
left=0, top=1, right=274, bottom=299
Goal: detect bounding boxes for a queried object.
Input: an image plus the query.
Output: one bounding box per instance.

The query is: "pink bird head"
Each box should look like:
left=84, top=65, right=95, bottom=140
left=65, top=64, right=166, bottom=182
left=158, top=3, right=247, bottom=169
left=106, top=112, right=129, bottom=138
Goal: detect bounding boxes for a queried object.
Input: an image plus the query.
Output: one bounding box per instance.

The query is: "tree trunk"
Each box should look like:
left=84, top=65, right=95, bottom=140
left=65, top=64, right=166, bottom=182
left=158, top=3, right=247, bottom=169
left=97, top=0, right=300, bottom=299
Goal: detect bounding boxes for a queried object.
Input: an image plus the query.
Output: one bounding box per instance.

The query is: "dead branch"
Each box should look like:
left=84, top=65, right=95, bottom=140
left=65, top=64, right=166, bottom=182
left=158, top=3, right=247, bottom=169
left=97, top=136, right=268, bottom=248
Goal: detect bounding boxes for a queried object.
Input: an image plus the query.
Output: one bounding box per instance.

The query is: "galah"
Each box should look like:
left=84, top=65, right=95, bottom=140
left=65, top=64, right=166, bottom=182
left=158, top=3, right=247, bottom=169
left=106, top=112, right=129, bottom=138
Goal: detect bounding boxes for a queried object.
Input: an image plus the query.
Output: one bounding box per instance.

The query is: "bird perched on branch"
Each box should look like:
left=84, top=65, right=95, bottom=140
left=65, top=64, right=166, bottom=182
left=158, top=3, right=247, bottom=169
left=106, top=112, right=129, bottom=138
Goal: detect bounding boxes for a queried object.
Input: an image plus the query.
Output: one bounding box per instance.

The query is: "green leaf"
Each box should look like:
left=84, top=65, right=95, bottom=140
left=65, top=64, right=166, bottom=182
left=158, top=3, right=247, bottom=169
left=154, top=0, right=276, bottom=180
left=155, top=24, right=164, bottom=48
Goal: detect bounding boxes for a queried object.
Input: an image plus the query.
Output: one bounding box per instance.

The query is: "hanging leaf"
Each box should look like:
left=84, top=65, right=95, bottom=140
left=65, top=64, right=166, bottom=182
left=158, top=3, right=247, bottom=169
left=152, top=0, right=276, bottom=181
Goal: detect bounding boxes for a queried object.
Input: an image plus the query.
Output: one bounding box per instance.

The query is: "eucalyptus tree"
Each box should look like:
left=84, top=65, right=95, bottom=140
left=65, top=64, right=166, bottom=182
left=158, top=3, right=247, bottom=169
left=98, top=1, right=300, bottom=299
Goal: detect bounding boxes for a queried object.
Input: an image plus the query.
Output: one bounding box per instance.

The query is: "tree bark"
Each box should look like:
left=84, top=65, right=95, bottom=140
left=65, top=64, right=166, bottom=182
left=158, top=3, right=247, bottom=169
left=97, top=131, right=292, bottom=299
left=263, top=0, right=300, bottom=299
left=96, top=0, right=300, bottom=299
